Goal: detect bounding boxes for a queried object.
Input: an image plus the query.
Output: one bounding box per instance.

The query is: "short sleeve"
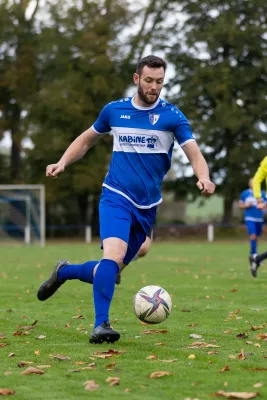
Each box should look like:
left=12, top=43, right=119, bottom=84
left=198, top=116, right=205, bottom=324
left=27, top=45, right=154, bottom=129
left=173, top=110, right=195, bottom=146
left=93, top=103, right=112, bottom=134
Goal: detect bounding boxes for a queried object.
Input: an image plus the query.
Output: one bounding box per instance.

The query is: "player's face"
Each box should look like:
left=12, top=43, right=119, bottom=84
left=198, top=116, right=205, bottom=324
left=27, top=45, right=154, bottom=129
left=134, top=66, right=165, bottom=105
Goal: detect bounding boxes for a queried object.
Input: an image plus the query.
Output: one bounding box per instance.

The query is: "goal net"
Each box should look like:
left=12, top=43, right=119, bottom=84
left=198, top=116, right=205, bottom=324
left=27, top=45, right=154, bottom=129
left=0, top=185, right=45, bottom=246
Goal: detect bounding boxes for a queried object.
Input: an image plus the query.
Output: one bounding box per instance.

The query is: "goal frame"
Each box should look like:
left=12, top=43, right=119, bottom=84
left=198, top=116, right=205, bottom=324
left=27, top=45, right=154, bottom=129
left=0, top=184, right=46, bottom=246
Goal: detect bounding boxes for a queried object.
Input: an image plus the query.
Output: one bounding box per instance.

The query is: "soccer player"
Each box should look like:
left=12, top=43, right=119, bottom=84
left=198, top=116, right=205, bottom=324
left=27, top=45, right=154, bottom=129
left=239, top=178, right=266, bottom=277
left=248, top=157, right=267, bottom=277
left=115, top=230, right=153, bottom=284
left=37, top=55, right=215, bottom=344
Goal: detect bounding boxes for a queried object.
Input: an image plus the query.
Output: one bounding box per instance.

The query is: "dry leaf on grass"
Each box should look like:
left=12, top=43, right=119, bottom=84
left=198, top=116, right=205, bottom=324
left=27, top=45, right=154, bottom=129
left=34, top=350, right=40, bottom=355
left=0, top=333, right=6, bottom=340
left=188, top=354, right=196, bottom=359
left=256, top=333, right=267, bottom=340
left=186, top=341, right=221, bottom=349
left=18, top=361, right=34, bottom=367
left=72, top=315, right=85, bottom=319
left=105, top=362, right=116, bottom=369
left=215, top=390, right=259, bottom=399
left=219, top=366, right=230, bottom=372
left=22, top=367, right=45, bottom=375
left=189, top=334, right=202, bottom=339
left=74, top=362, right=86, bottom=365
left=146, top=355, right=158, bottom=360
left=84, top=380, right=99, bottom=391
left=238, top=349, right=246, bottom=360
left=36, top=335, right=46, bottom=340
left=149, top=371, right=173, bottom=378
left=124, top=388, right=131, bottom=393
left=36, top=365, right=51, bottom=369
left=105, top=377, right=120, bottom=386
left=208, top=351, right=218, bottom=355
left=251, top=325, right=265, bottom=331
left=160, top=359, right=177, bottom=363
left=253, top=383, right=263, bottom=388
left=236, top=333, right=249, bottom=339
left=0, top=343, right=8, bottom=347
left=154, top=342, right=165, bottom=346
left=8, top=353, right=15, bottom=357
left=52, top=354, right=70, bottom=361
left=0, top=388, right=15, bottom=395
left=141, top=329, right=168, bottom=335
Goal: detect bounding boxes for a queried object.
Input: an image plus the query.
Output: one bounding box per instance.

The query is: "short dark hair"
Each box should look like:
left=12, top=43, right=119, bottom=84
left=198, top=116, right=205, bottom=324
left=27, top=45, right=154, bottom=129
left=136, top=55, right=167, bottom=75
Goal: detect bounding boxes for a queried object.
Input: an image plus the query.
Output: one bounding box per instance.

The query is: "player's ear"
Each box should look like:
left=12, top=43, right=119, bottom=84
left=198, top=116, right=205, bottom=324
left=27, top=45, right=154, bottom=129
left=133, top=73, right=139, bottom=85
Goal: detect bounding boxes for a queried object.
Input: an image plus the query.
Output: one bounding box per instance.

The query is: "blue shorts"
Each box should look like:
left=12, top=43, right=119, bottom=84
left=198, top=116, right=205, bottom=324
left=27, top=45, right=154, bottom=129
left=245, top=220, right=263, bottom=236
left=99, top=187, right=157, bottom=265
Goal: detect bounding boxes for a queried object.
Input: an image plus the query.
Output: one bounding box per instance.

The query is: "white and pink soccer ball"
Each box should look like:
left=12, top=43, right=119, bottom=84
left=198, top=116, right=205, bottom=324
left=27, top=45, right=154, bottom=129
left=133, top=285, right=172, bottom=324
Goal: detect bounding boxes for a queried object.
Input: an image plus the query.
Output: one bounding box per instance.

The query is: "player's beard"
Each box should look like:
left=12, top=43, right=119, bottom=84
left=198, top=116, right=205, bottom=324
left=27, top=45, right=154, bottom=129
left=138, top=84, right=160, bottom=105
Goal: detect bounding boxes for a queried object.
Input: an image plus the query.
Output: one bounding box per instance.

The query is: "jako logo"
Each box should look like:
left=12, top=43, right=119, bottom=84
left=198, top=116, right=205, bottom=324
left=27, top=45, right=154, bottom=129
left=120, top=115, right=131, bottom=119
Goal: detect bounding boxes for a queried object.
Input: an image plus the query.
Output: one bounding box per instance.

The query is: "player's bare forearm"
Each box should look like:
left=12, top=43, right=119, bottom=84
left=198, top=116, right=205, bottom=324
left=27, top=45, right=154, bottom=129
left=182, top=142, right=215, bottom=196
left=46, top=127, right=98, bottom=178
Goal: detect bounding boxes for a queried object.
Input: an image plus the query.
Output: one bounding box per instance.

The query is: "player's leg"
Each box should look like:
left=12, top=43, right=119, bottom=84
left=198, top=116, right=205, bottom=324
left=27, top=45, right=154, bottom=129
left=37, top=259, right=99, bottom=301
left=115, top=230, right=153, bottom=285
left=246, top=221, right=257, bottom=257
left=89, top=190, right=132, bottom=344
left=250, top=222, right=264, bottom=277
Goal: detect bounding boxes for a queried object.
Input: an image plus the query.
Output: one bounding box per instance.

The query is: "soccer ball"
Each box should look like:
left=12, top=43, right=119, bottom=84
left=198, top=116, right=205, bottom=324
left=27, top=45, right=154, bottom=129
left=133, top=285, right=172, bottom=324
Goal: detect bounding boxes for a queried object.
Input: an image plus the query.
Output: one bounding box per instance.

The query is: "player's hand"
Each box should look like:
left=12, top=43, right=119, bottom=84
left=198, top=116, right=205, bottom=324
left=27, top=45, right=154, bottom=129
left=256, top=199, right=265, bottom=209
left=46, top=162, right=65, bottom=178
left=196, top=179, right=216, bottom=196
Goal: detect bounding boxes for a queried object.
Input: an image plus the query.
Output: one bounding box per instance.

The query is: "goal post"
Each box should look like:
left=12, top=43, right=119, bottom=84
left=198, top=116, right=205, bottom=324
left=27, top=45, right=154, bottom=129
left=0, top=184, right=46, bottom=246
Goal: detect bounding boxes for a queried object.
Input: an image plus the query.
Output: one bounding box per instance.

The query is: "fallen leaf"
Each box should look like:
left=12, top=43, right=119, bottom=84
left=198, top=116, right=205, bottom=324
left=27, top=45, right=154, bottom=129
left=22, top=367, right=45, bottom=375
left=236, top=333, right=248, bottom=339
left=36, top=335, right=46, bottom=340
left=65, top=322, right=71, bottom=328
left=146, top=355, right=158, bottom=360
left=188, top=354, right=196, bottom=359
left=181, top=309, right=191, bottom=312
left=36, top=365, right=51, bottom=369
left=18, top=361, right=34, bottom=367
left=224, top=330, right=231, bottom=334
left=220, top=366, right=230, bottom=372
left=149, top=371, right=173, bottom=378
left=84, top=380, right=99, bottom=391
left=0, top=333, right=6, bottom=340
left=186, top=341, right=221, bottom=349
left=0, top=388, right=15, bottom=395
left=256, top=333, right=267, bottom=340
left=140, top=321, right=151, bottom=326
left=0, top=343, right=8, bottom=347
left=160, top=359, right=177, bottom=363
left=215, top=390, right=259, bottom=399
left=253, top=383, right=263, bottom=388
left=238, top=349, right=246, bottom=360
left=248, top=368, right=267, bottom=371
left=189, top=334, right=202, bottom=339
left=105, top=362, right=116, bottom=369
left=251, top=326, right=264, bottom=331
left=72, top=315, right=85, bottom=319
left=105, top=377, right=120, bottom=386
left=246, top=341, right=253, bottom=345
left=228, top=355, right=236, bottom=359
left=8, top=353, right=15, bottom=357
left=141, top=330, right=168, bottom=335
left=94, top=349, right=125, bottom=355
left=154, top=342, right=165, bottom=346
left=74, top=362, right=86, bottom=365
left=124, top=388, right=131, bottom=392
left=208, top=351, right=218, bottom=355
left=34, top=350, right=40, bottom=356
left=188, top=324, right=198, bottom=327
left=53, top=354, right=70, bottom=361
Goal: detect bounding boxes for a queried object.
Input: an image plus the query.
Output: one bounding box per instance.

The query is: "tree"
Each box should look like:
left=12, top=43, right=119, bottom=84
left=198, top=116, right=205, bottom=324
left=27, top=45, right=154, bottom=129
left=161, top=0, right=267, bottom=222
left=0, top=0, right=39, bottom=181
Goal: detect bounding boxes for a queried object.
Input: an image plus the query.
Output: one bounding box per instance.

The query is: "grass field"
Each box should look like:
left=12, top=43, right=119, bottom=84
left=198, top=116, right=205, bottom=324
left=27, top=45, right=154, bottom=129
left=1, top=241, right=267, bottom=399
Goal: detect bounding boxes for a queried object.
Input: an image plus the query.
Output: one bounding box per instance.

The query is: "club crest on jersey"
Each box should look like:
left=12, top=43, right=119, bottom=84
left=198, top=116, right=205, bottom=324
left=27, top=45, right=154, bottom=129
left=149, top=113, right=160, bottom=125
left=146, top=136, right=157, bottom=148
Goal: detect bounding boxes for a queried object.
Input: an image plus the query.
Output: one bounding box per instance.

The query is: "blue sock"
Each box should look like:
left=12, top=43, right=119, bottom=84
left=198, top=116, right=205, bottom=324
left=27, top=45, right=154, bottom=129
left=93, top=259, right=120, bottom=327
left=58, top=260, right=98, bottom=284
left=250, top=239, right=257, bottom=255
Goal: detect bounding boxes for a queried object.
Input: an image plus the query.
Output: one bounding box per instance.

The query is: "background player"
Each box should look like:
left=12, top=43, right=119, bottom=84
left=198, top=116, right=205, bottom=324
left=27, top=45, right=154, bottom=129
left=239, top=178, right=266, bottom=277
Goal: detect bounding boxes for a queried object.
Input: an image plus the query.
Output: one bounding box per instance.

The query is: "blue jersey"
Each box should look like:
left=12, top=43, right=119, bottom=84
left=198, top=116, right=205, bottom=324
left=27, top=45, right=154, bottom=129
left=93, top=97, right=195, bottom=208
left=240, top=188, right=266, bottom=222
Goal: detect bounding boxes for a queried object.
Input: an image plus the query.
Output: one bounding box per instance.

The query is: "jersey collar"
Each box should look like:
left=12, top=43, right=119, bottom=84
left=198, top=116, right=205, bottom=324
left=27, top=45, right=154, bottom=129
left=131, top=96, right=160, bottom=110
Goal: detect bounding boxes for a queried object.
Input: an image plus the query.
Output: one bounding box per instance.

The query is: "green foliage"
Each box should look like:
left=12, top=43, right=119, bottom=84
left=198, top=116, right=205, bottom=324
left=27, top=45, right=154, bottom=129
left=161, top=0, right=267, bottom=221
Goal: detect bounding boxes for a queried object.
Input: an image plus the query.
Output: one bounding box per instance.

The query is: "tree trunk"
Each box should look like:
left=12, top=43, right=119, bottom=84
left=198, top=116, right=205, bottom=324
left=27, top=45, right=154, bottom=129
left=222, top=197, right=233, bottom=224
